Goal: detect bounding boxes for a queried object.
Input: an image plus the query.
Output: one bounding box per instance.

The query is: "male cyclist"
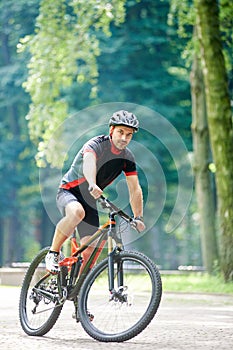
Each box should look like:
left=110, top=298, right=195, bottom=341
left=45, top=110, right=145, bottom=274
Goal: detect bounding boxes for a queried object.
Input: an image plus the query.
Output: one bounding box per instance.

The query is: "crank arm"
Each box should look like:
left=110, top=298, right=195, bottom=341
left=32, top=287, right=59, bottom=303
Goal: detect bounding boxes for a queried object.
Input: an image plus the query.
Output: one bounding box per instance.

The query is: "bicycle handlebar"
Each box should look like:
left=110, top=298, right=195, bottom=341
left=88, top=187, right=139, bottom=230
left=98, top=195, right=137, bottom=227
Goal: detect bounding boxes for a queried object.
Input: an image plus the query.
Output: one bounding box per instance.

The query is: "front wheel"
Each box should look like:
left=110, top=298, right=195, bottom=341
left=78, top=250, right=162, bottom=342
left=19, top=247, right=67, bottom=336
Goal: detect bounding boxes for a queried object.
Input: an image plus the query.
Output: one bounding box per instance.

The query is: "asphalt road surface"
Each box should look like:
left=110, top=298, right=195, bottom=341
left=0, top=286, right=232, bottom=350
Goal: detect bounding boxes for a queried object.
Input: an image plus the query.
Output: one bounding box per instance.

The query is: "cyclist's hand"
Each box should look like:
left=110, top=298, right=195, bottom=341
left=88, top=184, right=103, bottom=199
left=135, top=219, right=146, bottom=232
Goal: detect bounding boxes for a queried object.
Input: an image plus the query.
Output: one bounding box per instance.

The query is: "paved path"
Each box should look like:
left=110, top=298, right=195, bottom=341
left=0, top=286, right=232, bottom=350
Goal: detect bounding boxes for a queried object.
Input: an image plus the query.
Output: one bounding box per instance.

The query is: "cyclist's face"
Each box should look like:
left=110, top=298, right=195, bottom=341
left=111, top=126, right=134, bottom=150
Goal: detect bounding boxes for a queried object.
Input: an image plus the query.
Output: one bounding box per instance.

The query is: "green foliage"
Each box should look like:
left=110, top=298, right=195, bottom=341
left=18, top=0, right=126, bottom=166
left=219, top=0, right=233, bottom=45
left=219, top=0, right=233, bottom=73
left=22, top=236, right=41, bottom=262
left=0, top=0, right=43, bottom=263
left=97, top=0, right=192, bottom=146
left=0, top=0, right=40, bottom=218
left=168, top=0, right=233, bottom=73
left=168, top=0, right=194, bottom=38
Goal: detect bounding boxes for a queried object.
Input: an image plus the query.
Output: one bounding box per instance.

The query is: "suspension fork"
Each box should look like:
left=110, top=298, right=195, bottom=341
left=107, top=213, right=123, bottom=292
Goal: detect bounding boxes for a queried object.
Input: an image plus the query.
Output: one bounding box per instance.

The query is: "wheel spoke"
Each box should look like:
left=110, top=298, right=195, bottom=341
left=19, top=247, right=66, bottom=336
left=78, top=251, right=162, bottom=342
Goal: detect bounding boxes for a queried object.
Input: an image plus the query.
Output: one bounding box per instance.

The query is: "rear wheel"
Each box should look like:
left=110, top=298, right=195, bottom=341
left=78, top=250, right=162, bottom=342
left=19, top=247, right=67, bottom=336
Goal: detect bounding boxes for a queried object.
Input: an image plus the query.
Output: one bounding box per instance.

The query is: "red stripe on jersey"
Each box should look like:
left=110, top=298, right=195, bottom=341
left=60, top=177, right=86, bottom=190
left=83, top=149, right=97, bottom=157
left=125, top=171, right=137, bottom=176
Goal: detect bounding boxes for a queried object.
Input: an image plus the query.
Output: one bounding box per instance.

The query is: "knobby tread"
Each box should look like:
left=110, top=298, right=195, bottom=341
left=78, top=250, right=162, bottom=342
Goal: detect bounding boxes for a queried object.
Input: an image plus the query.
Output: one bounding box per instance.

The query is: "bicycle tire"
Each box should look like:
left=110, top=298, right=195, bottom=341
left=19, top=247, right=67, bottom=336
left=78, top=250, right=162, bottom=342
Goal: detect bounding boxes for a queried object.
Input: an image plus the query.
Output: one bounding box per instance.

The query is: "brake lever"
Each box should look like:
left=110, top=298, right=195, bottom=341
left=98, top=195, right=137, bottom=226
left=98, top=195, right=111, bottom=209
left=130, top=219, right=140, bottom=233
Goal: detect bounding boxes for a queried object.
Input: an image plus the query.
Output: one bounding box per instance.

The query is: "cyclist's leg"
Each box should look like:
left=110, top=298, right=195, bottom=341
left=46, top=190, right=85, bottom=273
left=79, top=235, right=96, bottom=275
left=50, top=201, right=85, bottom=252
left=77, top=204, right=99, bottom=275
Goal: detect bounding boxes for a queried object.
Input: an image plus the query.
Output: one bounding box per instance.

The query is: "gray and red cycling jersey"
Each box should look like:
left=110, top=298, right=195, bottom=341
left=60, top=134, right=137, bottom=193
left=57, top=135, right=137, bottom=237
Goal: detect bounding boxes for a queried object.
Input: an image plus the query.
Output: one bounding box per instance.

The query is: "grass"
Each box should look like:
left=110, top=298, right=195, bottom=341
left=161, top=272, right=233, bottom=295
left=1, top=271, right=232, bottom=295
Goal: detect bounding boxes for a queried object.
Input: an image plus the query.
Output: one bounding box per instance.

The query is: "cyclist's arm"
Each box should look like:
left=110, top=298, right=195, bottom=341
left=126, top=175, right=145, bottom=232
left=83, top=151, right=103, bottom=198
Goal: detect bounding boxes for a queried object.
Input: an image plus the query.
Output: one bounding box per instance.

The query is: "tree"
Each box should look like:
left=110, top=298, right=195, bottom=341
left=168, top=0, right=219, bottom=273
left=194, top=0, right=233, bottom=281
left=190, top=50, right=218, bottom=272
left=169, top=0, right=233, bottom=278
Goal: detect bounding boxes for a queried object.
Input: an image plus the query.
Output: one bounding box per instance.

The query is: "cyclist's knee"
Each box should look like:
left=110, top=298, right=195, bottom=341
left=65, top=201, right=85, bottom=225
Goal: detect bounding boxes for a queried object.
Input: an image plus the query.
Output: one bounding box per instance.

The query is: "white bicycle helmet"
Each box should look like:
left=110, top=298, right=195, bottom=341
left=109, top=110, right=139, bottom=131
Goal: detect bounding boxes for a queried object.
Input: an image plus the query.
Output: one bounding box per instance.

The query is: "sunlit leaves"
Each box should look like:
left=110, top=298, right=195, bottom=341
left=19, top=0, right=126, bottom=166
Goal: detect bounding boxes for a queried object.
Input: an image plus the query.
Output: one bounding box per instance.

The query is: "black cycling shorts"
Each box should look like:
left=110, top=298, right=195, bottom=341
left=56, top=188, right=99, bottom=238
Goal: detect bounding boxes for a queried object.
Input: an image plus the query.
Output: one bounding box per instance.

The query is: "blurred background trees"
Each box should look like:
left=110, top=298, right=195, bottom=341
left=0, top=0, right=232, bottom=280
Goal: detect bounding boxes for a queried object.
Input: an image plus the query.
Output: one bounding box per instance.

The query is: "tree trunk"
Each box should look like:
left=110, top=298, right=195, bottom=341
left=190, top=51, right=218, bottom=273
left=194, top=0, right=233, bottom=281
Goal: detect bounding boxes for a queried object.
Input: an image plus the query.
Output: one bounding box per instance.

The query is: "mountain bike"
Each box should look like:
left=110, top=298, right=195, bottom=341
left=19, top=195, right=162, bottom=342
